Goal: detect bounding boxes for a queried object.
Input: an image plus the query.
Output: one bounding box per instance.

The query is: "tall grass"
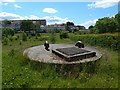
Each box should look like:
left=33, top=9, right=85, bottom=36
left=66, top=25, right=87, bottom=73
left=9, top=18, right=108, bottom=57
left=69, top=33, right=120, bottom=51
left=2, top=33, right=118, bottom=88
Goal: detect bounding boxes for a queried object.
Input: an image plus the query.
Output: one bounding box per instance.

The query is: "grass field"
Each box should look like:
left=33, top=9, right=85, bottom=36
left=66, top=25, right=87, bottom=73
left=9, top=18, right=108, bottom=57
left=2, top=33, right=118, bottom=88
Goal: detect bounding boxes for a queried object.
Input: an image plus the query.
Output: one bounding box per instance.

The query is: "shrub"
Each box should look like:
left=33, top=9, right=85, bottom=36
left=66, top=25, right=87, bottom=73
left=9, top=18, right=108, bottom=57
left=12, top=36, right=18, bottom=40
left=35, top=35, right=38, bottom=39
left=3, top=28, right=15, bottom=36
left=70, top=33, right=120, bottom=51
left=19, top=40, right=22, bottom=45
left=36, top=33, right=41, bottom=37
left=28, top=35, right=31, bottom=39
left=22, top=32, right=27, bottom=41
left=50, top=31, right=56, bottom=44
left=3, top=37, right=9, bottom=45
left=8, top=36, right=13, bottom=41
left=60, top=31, right=69, bottom=39
left=17, top=35, right=20, bottom=39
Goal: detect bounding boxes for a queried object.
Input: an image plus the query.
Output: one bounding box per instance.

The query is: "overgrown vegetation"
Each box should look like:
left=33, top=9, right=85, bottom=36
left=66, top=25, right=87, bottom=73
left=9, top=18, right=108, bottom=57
left=2, top=32, right=118, bottom=88
left=89, top=13, right=120, bottom=33
left=3, top=28, right=15, bottom=37
left=60, top=30, right=69, bottom=39
left=69, top=33, right=120, bottom=51
left=50, top=31, right=56, bottom=44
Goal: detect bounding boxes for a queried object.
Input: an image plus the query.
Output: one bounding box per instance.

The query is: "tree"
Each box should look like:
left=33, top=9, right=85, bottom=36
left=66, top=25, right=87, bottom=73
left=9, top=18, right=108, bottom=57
left=66, top=22, right=74, bottom=26
left=95, top=17, right=117, bottom=33
left=115, top=13, right=120, bottom=32
left=88, top=25, right=94, bottom=30
left=20, top=20, right=35, bottom=33
left=89, top=25, right=94, bottom=33
left=66, top=22, right=74, bottom=32
left=3, top=20, right=11, bottom=25
left=3, top=28, right=15, bottom=36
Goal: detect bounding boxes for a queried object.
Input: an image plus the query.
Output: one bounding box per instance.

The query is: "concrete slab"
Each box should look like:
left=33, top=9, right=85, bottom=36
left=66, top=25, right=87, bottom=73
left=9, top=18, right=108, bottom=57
left=23, top=44, right=102, bottom=64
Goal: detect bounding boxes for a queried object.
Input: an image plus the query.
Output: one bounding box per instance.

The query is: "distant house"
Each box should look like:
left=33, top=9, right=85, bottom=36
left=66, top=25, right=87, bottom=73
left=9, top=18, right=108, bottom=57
left=2, top=19, right=46, bottom=31
left=79, top=26, right=86, bottom=30
left=32, top=19, right=46, bottom=26
left=45, top=24, right=66, bottom=32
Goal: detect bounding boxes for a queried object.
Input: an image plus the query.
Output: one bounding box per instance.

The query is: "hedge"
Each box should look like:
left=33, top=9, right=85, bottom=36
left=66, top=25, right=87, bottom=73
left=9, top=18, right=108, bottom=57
left=69, top=33, right=120, bottom=51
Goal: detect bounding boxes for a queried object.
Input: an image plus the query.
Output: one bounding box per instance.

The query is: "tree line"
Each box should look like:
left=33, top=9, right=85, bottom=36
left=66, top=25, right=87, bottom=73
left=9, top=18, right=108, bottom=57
left=89, top=13, right=120, bottom=33
left=2, top=12, right=120, bottom=36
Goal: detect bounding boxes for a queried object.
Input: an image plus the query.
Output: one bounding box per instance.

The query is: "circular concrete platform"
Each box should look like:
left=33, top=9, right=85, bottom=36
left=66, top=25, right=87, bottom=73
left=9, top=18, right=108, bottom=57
left=23, top=44, right=102, bottom=64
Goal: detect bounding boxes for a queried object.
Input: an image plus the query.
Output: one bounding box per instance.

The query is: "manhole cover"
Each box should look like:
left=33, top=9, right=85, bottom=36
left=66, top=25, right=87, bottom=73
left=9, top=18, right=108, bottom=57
left=52, top=47, right=96, bottom=62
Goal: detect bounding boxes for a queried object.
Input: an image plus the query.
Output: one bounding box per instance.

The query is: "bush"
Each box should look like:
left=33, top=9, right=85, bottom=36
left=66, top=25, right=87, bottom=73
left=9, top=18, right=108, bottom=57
left=50, top=31, right=56, bottom=44
left=17, top=35, right=20, bottom=39
left=8, top=36, right=13, bottom=41
left=70, top=33, right=120, bottom=51
left=19, top=40, right=22, bottom=45
left=36, top=33, right=41, bottom=37
left=13, top=36, right=18, bottom=40
left=28, top=35, right=31, bottom=39
left=3, top=37, right=9, bottom=45
left=3, top=28, right=15, bottom=36
left=22, top=32, right=27, bottom=41
left=60, top=31, right=69, bottom=39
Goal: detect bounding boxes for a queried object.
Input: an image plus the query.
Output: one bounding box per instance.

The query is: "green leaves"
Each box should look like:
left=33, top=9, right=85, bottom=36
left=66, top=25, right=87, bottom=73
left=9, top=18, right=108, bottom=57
left=70, top=33, right=119, bottom=51
left=3, top=28, right=15, bottom=36
left=59, top=30, right=69, bottom=39
left=22, top=32, right=27, bottom=41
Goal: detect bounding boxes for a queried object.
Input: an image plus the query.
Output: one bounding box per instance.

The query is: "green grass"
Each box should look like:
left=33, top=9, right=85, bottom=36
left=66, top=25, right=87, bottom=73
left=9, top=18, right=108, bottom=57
left=2, top=33, right=118, bottom=88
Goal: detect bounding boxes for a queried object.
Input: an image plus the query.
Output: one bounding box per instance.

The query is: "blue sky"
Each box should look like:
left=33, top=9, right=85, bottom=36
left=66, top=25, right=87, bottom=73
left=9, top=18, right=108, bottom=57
left=0, top=0, right=119, bottom=28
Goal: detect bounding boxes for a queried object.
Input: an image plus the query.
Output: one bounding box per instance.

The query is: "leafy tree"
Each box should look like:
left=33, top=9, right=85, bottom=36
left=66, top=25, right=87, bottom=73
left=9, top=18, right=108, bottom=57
left=3, top=20, right=11, bottom=25
left=95, top=17, right=117, bottom=33
left=3, top=28, right=15, bottom=36
left=20, top=20, right=35, bottom=33
left=66, top=22, right=74, bottom=26
left=89, top=25, right=94, bottom=30
left=66, top=22, right=74, bottom=32
left=34, top=23, right=40, bottom=31
left=115, top=13, right=120, bottom=32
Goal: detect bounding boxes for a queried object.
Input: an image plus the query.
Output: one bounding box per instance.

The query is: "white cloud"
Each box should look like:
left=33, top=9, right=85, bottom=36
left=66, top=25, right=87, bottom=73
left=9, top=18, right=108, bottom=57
left=24, top=15, right=40, bottom=20
left=41, top=16, right=72, bottom=24
left=88, top=0, right=119, bottom=8
left=43, top=8, right=58, bottom=13
left=14, top=4, right=22, bottom=8
left=80, top=19, right=98, bottom=29
left=0, top=12, right=24, bottom=20
left=0, top=12, right=72, bottom=25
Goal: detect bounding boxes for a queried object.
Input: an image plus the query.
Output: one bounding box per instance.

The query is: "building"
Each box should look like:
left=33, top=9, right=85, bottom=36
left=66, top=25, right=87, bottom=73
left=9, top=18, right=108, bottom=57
left=2, top=19, right=46, bottom=30
left=76, top=25, right=86, bottom=30
left=32, top=19, right=46, bottom=26
left=45, top=24, right=66, bottom=32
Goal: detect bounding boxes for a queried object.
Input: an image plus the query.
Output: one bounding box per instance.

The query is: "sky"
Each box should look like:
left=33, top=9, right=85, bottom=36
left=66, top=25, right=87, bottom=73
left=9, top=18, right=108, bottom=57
left=0, top=0, right=119, bottom=29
